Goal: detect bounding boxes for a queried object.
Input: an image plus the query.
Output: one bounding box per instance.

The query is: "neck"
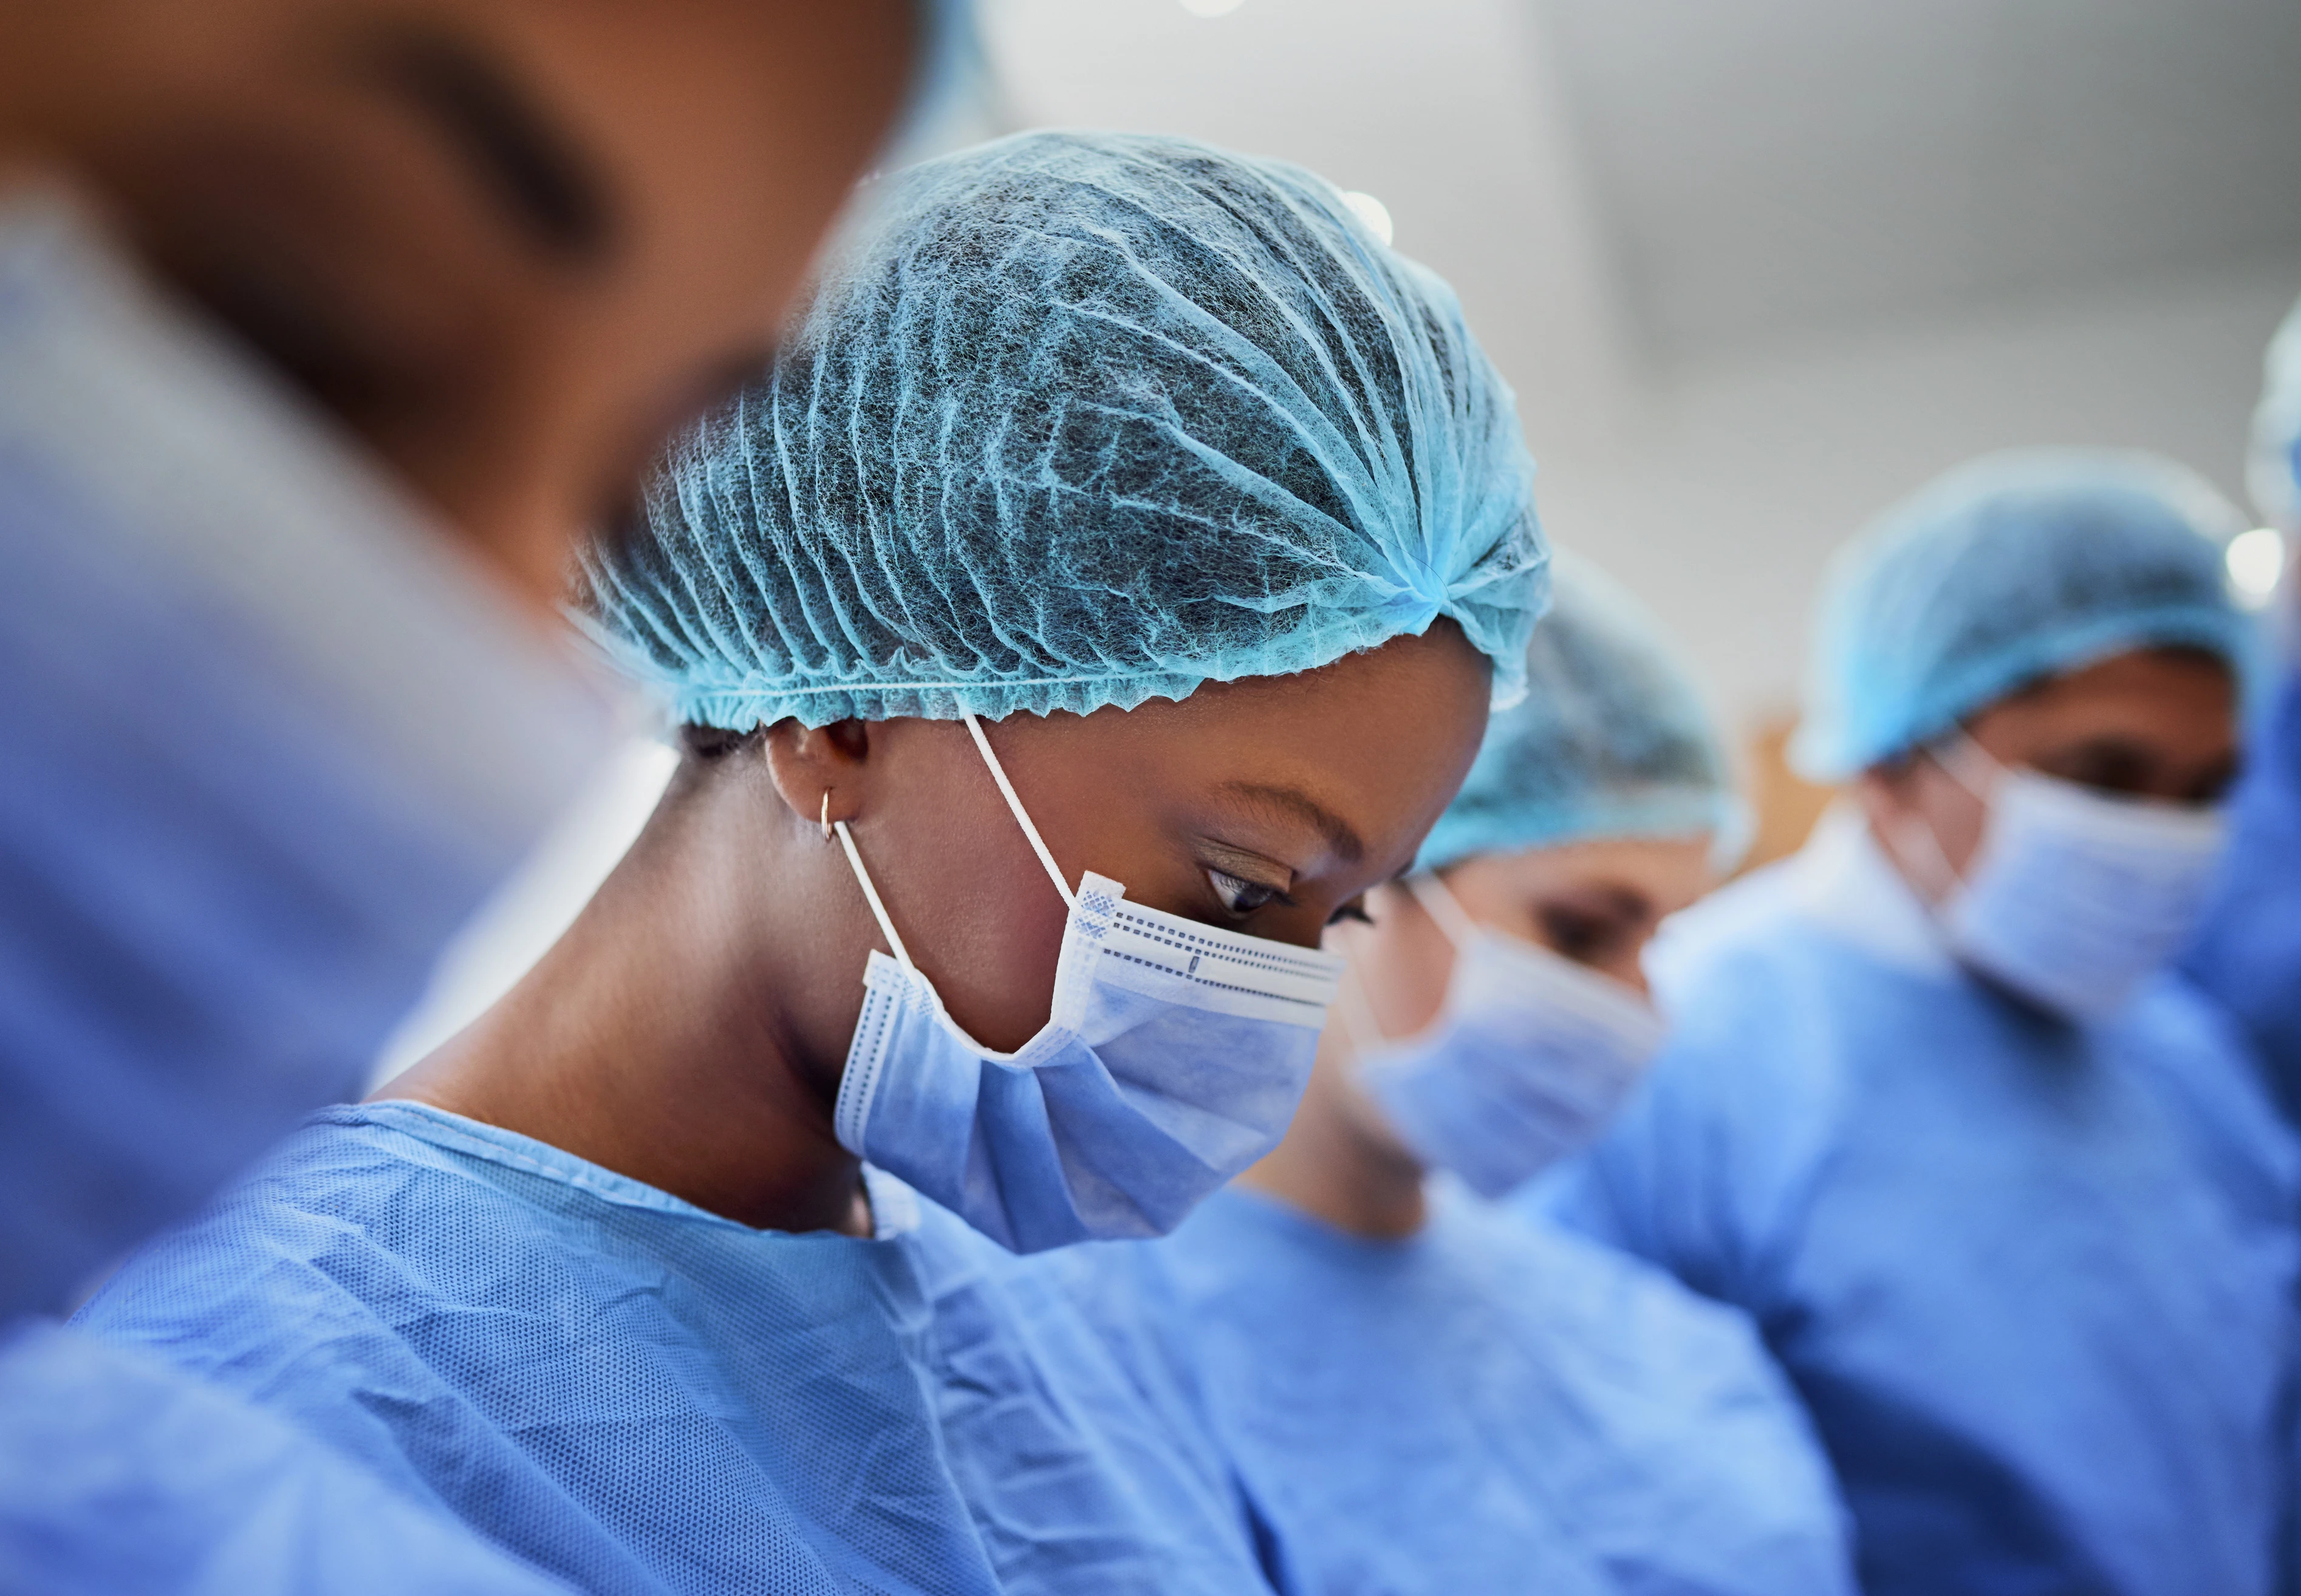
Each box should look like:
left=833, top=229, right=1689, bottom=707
left=1236, top=1039, right=1428, bottom=1241
left=384, top=765, right=872, bottom=1236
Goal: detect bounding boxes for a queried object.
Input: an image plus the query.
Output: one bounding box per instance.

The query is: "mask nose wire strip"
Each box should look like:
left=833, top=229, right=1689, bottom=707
left=962, top=711, right=1078, bottom=910
left=1405, top=871, right=1480, bottom=950
left=833, top=819, right=917, bottom=972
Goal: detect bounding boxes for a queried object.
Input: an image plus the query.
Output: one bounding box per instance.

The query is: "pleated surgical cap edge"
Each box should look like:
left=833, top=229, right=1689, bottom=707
left=579, top=129, right=1548, bottom=731
left=1790, top=449, right=2256, bottom=782
left=1413, top=553, right=1734, bottom=874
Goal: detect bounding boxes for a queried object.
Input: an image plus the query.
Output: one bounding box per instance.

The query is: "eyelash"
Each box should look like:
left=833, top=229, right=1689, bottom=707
left=1328, top=900, right=1373, bottom=927
left=1206, top=868, right=1288, bottom=918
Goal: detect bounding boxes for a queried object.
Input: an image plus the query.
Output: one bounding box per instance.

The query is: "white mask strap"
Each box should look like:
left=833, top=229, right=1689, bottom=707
left=1930, top=730, right=2003, bottom=803
left=833, top=819, right=917, bottom=972
left=1334, top=959, right=1387, bottom=1053
left=1405, top=871, right=1480, bottom=950
left=963, top=710, right=1076, bottom=909
left=1881, top=808, right=1963, bottom=904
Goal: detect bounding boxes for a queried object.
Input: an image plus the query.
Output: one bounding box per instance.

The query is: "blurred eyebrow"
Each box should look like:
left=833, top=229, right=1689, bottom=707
left=347, top=24, right=617, bottom=265
left=1216, top=782, right=1366, bottom=866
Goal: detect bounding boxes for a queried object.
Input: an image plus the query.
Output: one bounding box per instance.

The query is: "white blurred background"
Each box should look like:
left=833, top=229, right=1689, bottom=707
left=971, top=0, right=2301, bottom=719
left=377, top=0, right=2301, bottom=1078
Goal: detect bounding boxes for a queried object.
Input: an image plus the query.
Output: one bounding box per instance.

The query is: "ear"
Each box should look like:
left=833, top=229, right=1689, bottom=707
left=761, top=718, right=875, bottom=833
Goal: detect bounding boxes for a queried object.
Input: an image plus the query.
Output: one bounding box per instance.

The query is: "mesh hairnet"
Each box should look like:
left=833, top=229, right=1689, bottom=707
left=1791, top=449, right=2257, bottom=780
left=2249, top=292, right=2301, bottom=534
left=1415, top=554, right=1737, bottom=874
left=580, top=130, right=1547, bottom=728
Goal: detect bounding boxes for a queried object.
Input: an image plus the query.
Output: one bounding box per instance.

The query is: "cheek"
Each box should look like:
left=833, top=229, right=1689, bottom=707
left=1350, top=901, right=1454, bottom=1039
left=856, top=759, right=1076, bottom=1055
left=1602, top=947, right=1652, bottom=997
left=1920, top=777, right=1992, bottom=876
left=918, top=881, right=1070, bottom=1054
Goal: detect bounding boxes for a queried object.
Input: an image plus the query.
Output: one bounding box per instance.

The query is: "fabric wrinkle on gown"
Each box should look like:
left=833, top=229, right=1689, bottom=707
left=75, top=1100, right=1277, bottom=1596
left=1542, top=807, right=2301, bottom=1596
left=0, top=1318, right=573, bottom=1595
left=1044, top=1185, right=1857, bottom=1596
left=909, top=1200, right=1274, bottom=1595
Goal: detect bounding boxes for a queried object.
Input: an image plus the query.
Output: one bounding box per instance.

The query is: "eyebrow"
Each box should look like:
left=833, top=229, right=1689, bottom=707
left=1215, top=782, right=1366, bottom=867
left=347, top=24, right=618, bottom=265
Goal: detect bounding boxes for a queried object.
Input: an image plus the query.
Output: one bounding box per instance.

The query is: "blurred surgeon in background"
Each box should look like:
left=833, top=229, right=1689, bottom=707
left=2186, top=295, right=2301, bottom=1125
left=78, top=132, right=1547, bottom=1596
left=1055, top=557, right=1856, bottom=1596
left=0, top=1, right=943, bottom=1588
left=1548, top=452, right=2299, bottom=1596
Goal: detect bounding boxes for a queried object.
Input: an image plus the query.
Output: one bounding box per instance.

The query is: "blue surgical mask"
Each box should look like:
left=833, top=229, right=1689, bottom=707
left=1349, top=873, right=1666, bottom=1198
left=0, top=191, right=607, bottom=1314
left=1891, top=734, right=2229, bottom=1020
left=830, top=713, right=1345, bottom=1253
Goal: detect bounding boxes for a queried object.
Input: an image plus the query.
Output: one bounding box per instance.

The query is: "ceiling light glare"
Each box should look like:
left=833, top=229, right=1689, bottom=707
left=1341, top=190, right=1394, bottom=246
left=2226, top=526, right=2287, bottom=606
left=1177, top=0, right=1245, bottom=16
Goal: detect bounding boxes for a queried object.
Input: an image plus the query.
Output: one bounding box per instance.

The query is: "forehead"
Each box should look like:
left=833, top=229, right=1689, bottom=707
left=1468, top=834, right=1714, bottom=898
left=1985, top=647, right=2238, bottom=745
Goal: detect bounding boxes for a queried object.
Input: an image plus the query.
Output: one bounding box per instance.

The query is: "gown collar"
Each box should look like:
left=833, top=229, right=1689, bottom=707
left=1787, top=803, right=1960, bottom=980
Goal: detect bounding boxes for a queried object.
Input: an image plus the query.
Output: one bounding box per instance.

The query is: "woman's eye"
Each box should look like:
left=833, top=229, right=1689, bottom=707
left=1207, top=868, right=1285, bottom=917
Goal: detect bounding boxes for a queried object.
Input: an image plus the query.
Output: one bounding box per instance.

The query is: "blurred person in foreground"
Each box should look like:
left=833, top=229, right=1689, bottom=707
left=1044, top=556, right=1858, bottom=1596
left=76, top=131, right=1548, bottom=1596
left=2185, top=293, right=2301, bottom=1123
left=1545, top=451, right=2298, bottom=1596
left=0, top=1, right=945, bottom=1587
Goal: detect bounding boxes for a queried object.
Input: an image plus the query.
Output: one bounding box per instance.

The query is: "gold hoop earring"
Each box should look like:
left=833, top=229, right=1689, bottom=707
left=821, top=790, right=834, bottom=844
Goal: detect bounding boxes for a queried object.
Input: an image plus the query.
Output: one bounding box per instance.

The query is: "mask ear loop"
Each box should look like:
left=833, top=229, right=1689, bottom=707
left=832, top=819, right=917, bottom=972
left=962, top=711, right=1076, bottom=910
left=1333, top=960, right=1387, bottom=1056
left=1881, top=728, right=1999, bottom=904
left=1931, top=729, right=2003, bottom=803
left=1404, top=872, right=1479, bottom=950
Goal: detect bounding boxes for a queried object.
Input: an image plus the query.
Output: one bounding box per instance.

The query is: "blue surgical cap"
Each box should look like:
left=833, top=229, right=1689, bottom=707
left=1792, top=450, right=2255, bottom=780
left=2250, top=293, right=2301, bottom=533
left=1415, top=554, right=1736, bottom=874
left=581, top=130, right=1547, bottom=728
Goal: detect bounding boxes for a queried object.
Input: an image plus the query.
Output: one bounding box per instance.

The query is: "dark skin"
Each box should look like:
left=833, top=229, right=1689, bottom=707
left=1242, top=833, right=1715, bottom=1240
left=1861, top=646, right=2240, bottom=901
left=390, top=622, right=1495, bottom=1237
left=0, top=0, right=915, bottom=610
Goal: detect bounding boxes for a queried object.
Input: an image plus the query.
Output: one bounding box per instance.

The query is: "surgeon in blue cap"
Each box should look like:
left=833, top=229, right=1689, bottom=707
left=1041, top=556, right=1858, bottom=1596
left=1547, top=451, right=2300, bottom=1596
left=2185, top=294, right=2301, bottom=1125
left=79, top=130, right=1548, bottom=1596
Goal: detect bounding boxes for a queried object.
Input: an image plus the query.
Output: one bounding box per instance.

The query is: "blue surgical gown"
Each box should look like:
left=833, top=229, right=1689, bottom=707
left=1543, top=808, right=2301, bottom=1596
left=1044, top=1185, right=1857, bottom=1596
left=0, top=1318, right=572, bottom=1594
left=2186, top=660, right=2301, bottom=1124
left=77, top=1100, right=1274, bottom=1596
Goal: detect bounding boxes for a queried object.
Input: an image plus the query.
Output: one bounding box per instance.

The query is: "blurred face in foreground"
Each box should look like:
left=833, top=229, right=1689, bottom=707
left=0, top=0, right=918, bottom=604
